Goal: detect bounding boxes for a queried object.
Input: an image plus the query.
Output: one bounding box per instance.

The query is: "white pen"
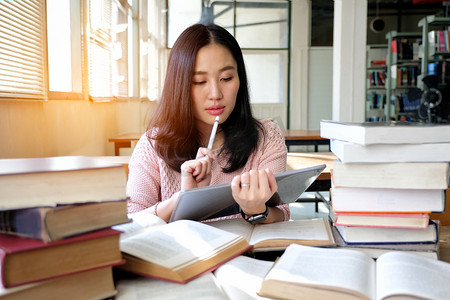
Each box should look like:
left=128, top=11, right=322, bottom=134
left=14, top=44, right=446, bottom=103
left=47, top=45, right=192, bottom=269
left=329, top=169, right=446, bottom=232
left=207, top=116, right=220, bottom=150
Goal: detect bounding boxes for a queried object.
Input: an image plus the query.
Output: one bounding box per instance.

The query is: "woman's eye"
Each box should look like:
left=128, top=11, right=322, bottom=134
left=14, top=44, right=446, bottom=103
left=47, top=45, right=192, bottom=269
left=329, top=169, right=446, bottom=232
left=221, top=77, right=232, bottom=82
left=193, top=81, right=206, bottom=85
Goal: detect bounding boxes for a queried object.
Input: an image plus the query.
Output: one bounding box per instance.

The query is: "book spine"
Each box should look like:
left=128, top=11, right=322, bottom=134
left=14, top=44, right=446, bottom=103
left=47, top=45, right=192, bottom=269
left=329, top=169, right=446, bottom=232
left=0, top=209, right=49, bottom=241
left=0, top=211, right=16, bottom=233
left=0, top=249, right=6, bottom=288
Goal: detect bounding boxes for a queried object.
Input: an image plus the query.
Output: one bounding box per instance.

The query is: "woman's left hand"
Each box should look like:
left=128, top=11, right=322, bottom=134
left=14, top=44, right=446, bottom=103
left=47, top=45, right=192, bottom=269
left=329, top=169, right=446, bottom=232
left=231, top=168, right=278, bottom=215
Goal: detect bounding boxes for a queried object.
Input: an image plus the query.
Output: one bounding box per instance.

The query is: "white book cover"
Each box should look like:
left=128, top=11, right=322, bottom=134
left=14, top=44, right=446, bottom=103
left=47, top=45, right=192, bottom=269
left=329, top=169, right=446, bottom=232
left=332, top=161, right=450, bottom=190
left=320, top=120, right=450, bottom=145
left=330, top=187, right=445, bottom=213
left=331, top=139, right=450, bottom=163
left=334, top=221, right=438, bottom=244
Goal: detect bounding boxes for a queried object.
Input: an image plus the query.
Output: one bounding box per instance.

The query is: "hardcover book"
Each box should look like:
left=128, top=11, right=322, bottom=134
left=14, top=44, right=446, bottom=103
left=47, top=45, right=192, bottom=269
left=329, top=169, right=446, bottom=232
left=0, top=266, right=117, bottom=300
left=117, top=219, right=251, bottom=284
left=205, top=217, right=335, bottom=252
left=330, top=186, right=446, bottom=213
left=0, top=200, right=130, bottom=242
left=329, top=209, right=429, bottom=229
left=330, top=226, right=438, bottom=260
left=320, top=120, right=450, bottom=145
left=258, top=244, right=450, bottom=300
left=0, top=228, right=123, bottom=288
left=333, top=220, right=438, bottom=245
left=331, top=161, right=449, bottom=190
left=330, top=139, right=450, bottom=163
left=0, top=156, right=127, bottom=210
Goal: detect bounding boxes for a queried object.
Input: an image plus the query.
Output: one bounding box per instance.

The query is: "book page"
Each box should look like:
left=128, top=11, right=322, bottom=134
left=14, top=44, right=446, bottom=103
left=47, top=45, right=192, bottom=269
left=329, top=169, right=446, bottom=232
left=115, top=273, right=229, bottom=300
left=250, top=218, right=333, bottom=245
left=113, top=211, right=166, bottom=236
left=214, top=255, right=274, bottom=300
left=120, top=220, right=243, bottom=270
left=205, top=218, right=254, bottom=241
left=263, top=244, right=375, bottom=299
left=376, top=251, right=450, bottom=300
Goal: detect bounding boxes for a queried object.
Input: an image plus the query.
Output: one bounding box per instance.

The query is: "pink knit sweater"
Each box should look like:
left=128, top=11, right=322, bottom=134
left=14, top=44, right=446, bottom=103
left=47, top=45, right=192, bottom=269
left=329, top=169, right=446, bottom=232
left=126, top=118, right=290, bottom=220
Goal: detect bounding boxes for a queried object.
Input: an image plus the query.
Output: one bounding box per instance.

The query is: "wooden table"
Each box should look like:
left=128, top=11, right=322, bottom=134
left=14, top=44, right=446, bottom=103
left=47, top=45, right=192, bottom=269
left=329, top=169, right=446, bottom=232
left=439, top=226, right=450, bottom=263
left=109, top=130, right=330, bottom=156
left=108, top=132, right=142, bottom=156
left=287, top=152, right=335, bottom=182
left=284, top=129, right=330, bottom=152
left=287, top=152, right=336, bottom=211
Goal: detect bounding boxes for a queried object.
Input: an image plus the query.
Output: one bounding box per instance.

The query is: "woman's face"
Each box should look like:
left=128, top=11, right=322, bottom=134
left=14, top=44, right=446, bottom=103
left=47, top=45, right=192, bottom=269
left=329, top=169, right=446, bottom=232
left=191, top=43, right=239, bottom=130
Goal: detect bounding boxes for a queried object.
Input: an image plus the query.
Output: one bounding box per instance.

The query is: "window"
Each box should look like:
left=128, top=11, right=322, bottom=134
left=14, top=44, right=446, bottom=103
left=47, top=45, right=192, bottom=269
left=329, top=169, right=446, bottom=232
left=47, top=0, right=82, bottom=99
left=167, top=0, right=290, bottom=104
left=87, top=0, right=135, bottom=100
left=1, top=0, right=145, bottom=101
left=0, top=0, right=47, bottom=100
left=143, top=0, right=167, bottom=101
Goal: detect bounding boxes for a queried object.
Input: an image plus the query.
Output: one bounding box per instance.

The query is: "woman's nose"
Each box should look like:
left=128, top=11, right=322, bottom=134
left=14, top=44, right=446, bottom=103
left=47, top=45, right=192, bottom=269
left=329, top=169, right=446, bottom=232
left=208, top=80, right=223, bottom=100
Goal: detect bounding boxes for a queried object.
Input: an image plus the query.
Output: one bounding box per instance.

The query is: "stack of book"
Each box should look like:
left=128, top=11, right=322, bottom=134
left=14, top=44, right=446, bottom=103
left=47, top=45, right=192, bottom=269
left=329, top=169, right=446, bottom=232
left=0, top=156, right=130, bottom=299
left=320, top=120, right=450, bottom=259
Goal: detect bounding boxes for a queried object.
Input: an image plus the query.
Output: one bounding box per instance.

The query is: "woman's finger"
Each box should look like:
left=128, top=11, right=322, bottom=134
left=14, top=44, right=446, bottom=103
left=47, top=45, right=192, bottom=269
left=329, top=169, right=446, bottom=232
left=249, top=170, right=259, bottom=190
left=240, top=172, right=250, bottom=189
left=265, top=168, right=278, bottom=193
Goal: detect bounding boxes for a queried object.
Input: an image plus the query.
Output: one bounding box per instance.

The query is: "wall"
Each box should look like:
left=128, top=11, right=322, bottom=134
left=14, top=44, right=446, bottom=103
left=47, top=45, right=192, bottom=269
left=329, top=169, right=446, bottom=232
left=0, top=99, right=156, bottom=158
left=308, top=47, right=333, bottom=130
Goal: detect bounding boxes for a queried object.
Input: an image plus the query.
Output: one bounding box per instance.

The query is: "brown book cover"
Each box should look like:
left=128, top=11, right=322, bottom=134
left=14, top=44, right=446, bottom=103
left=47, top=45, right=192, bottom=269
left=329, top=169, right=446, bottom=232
left=0, top=266, right=117, bottom=300
left=0, top=228, right=123, bottom=288
left=0, top=200, right=130, bottom=242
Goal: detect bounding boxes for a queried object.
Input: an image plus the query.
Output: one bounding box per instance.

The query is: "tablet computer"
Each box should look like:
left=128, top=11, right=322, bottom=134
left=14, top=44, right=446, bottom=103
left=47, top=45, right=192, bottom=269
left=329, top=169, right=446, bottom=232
left=169, top=164, right=326, bottom=222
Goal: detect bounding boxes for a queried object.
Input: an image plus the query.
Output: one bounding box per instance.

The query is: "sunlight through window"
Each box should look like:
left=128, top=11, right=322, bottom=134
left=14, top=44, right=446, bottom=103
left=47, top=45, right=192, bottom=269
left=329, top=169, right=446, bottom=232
left=47, top=0, right=72, bottom=92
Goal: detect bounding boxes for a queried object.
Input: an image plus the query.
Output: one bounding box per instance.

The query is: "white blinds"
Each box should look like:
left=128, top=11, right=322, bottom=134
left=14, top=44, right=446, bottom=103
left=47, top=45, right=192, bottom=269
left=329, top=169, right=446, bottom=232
left=0, top=0, right=46, bottom=99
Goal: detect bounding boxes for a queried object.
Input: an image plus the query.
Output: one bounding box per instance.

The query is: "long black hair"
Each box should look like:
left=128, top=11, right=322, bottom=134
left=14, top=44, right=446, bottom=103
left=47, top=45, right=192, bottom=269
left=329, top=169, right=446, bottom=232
left=148, top=23, right=263, bottom=173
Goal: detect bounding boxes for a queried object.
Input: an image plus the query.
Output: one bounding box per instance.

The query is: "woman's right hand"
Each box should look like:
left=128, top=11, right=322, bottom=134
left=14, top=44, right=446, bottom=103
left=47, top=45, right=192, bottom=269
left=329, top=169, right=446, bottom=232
left=180, top=147, right=215, bottom=191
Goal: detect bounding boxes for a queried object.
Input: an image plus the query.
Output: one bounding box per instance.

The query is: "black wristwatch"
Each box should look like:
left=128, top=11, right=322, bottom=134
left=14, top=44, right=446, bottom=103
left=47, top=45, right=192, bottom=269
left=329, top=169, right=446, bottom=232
left=240, top=205, right=269, bottom=225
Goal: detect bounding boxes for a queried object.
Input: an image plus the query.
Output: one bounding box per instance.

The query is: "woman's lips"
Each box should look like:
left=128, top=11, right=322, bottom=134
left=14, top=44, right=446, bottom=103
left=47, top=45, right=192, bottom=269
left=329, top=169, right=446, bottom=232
left=206, top=106, right=225, bottom=116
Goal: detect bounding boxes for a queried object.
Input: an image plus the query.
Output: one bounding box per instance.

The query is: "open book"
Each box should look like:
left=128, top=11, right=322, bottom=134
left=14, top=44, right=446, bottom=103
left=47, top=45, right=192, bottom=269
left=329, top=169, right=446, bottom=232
left=258, top=244, right=450, bottom=300
left=115, top=255, right=274, bottom=300
left=114, top=213, right=251, bottom=284
left=205, top=217, right=335, bottom=252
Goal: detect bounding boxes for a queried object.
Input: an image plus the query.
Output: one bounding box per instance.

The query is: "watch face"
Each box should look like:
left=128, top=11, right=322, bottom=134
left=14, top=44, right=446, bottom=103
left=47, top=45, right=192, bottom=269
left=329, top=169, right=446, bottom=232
left=248, top=214, right=267, bottom=224
left=240, top=205, right=269, bottom=224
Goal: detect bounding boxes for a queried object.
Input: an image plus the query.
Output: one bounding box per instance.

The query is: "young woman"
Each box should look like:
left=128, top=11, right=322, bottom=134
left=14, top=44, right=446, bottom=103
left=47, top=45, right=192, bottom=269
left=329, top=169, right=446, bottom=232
left=126, top=23, right=289, bottom=223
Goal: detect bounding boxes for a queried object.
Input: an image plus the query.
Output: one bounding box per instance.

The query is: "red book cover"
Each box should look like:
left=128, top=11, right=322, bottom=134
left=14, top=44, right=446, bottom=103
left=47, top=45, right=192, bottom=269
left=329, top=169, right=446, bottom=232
left=439, top=30, right=446, bottom=51
left=391, top=40, right=397, bottom=53
left=332, top=212, right=430, bottom=229
left=0, top=228, right=123, bottom=288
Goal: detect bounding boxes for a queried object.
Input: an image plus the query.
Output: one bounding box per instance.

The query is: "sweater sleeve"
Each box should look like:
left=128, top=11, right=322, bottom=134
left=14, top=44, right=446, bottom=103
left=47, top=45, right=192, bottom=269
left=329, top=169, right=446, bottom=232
left=258, top=119, right=290, bottom=221
left=126, top=134, right=162, bottom=213
left=257, top=119, right=288, bottom=174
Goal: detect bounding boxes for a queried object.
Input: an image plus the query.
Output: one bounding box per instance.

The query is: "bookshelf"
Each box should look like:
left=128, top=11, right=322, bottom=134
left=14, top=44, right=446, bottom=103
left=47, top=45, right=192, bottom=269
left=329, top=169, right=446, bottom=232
left=385, top=31, right=422, bottom=121
left=418, top=16, right=450, bottom=90
left=366, top=44, right=387, bottom=122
